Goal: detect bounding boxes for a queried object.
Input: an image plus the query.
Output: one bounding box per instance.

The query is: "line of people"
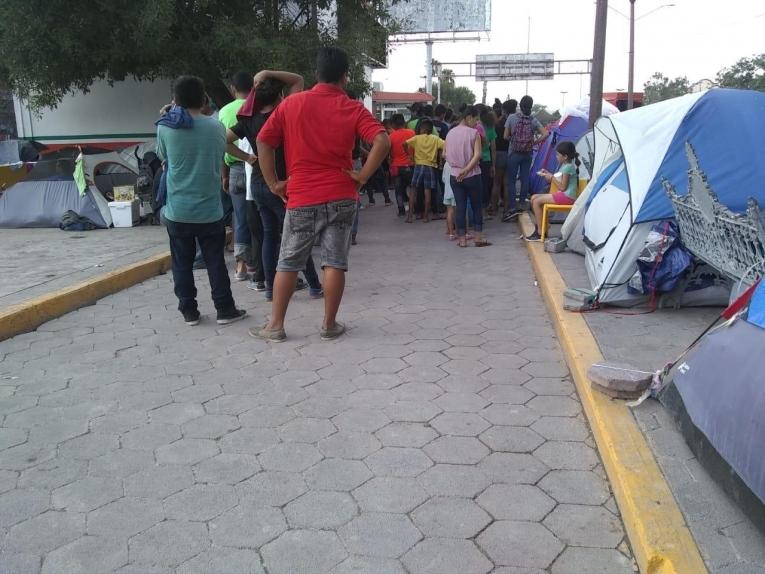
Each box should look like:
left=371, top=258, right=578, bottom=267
left=156, top=48, right=390, bottom=339
left=380, top=95, right=554, bottom=245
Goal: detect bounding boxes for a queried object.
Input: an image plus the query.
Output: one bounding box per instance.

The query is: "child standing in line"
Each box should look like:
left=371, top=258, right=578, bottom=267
left=442, top=162, right=457, bottom=239
left=403, top=118, right=444, bottom=223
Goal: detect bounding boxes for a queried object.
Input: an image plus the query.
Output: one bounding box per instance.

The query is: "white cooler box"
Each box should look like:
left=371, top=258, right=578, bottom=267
left=108, top=199, right=140, bottom=228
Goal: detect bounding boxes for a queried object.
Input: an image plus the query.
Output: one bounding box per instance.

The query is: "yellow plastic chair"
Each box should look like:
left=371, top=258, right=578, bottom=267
left=540, top=178, right=588, bottom=241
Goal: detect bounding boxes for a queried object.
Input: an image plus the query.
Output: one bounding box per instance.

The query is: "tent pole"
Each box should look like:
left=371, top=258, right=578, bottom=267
left=627, top=0, right=635, bottom=110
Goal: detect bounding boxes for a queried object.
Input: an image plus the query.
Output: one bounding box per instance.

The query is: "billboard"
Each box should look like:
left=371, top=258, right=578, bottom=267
left=475, top=53, right=554, bottom=82
left=389, top=0, right=491, bottom=34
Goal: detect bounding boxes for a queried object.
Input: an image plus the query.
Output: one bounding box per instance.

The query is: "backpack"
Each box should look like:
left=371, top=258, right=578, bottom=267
left=510, top=112, right=534, bottom=153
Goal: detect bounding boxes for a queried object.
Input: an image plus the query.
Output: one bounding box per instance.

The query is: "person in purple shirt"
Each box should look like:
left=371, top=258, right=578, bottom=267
left=444, top=106, right=491, bottom=248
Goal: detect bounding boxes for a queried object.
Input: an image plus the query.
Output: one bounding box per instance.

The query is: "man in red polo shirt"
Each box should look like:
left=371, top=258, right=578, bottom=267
left=254, top=47, right=390, bottom=341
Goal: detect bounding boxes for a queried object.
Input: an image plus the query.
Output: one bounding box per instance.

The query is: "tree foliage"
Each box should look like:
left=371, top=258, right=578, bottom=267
left=716, top=54, right=765, bottom=92
left=429, top=69, right=476, bottom=109
left=0, top=0, right=401, bottom=110
left=643, top=72, right=691, bottom=104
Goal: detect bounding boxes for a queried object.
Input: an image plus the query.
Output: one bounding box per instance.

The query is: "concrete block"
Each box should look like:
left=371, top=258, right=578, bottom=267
left=588, top=362, right=652, bottom=400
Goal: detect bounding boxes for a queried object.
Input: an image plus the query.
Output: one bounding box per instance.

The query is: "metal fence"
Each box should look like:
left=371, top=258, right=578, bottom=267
left=664, top=142, right=765, bottom=286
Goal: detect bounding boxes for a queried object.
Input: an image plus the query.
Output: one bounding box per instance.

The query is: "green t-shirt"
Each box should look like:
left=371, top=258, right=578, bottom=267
left=218, top=98, right=245, bottom=166
left=157, top=116, right=226, bottom=224
left=407, top=117, right=440, bottom=135
left=481, top=124, right=497, bottom=162
left=560, top=163, right=578, bottom=199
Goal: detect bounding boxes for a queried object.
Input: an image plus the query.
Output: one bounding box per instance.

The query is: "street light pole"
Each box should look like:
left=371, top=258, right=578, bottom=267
left=627, top=0, right=636, bottom=109
left=425, top=40, right=433, bottom=95
left=589, top=0, right=608, bottom=128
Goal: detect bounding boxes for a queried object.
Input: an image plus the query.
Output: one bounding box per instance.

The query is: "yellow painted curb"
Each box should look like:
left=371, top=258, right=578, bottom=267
left=520, top=215, right=707, bottom=574
left=0, top=252, right=171, bottom=342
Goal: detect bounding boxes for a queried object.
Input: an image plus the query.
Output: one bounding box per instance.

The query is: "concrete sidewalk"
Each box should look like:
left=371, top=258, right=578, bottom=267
left=552, top=249, right=765, bottom=573
left=0, top=209, right=633, bottom=573
left=0, top=227, right=167, bottom=309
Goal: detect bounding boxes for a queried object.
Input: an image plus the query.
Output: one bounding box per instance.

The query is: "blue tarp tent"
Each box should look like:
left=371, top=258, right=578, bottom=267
left=529, top=114, right=589, bottom=195
left=661, top=279, right=765, bottom=527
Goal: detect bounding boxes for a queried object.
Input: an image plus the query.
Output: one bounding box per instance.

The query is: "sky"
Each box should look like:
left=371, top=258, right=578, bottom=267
left=372, top=0, right=765, bottom=111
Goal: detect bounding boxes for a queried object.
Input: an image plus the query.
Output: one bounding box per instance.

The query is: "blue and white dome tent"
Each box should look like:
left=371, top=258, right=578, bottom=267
left=573, top=89, right=765, bottom=305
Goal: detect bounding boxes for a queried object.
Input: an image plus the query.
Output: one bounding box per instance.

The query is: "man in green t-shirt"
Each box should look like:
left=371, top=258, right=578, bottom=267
left=219, top=72, right=264, bottom=286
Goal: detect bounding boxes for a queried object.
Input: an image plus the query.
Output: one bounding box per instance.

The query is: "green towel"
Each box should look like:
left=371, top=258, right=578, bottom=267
left=74, top=156, right=87, bottom=196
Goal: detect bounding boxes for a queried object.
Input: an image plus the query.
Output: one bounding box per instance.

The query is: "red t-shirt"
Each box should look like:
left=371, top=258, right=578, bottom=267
left=257, top=83, right=385, bottom=208
left=389, top=128, right=415, bottom=167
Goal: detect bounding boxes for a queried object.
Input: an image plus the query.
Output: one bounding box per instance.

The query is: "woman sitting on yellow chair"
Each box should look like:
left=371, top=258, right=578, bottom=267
left=525, top=141, right=580, bottom=241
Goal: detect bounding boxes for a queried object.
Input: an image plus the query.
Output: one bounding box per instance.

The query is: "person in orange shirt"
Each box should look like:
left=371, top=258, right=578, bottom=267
left=387, top=114, right=415, bottom=217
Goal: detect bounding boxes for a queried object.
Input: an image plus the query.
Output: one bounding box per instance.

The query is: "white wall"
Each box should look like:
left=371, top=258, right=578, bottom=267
left=14, top=78, right=173, bottom=145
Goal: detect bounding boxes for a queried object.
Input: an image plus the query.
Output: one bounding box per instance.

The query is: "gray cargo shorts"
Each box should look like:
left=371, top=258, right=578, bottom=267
left=277, top=199, right=358, bottom=272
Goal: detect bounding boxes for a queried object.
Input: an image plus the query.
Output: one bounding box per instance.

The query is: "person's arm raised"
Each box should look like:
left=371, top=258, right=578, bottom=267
left=253, top=70, right=304, bottom=96
left=346, top=132, right=391, bottom=186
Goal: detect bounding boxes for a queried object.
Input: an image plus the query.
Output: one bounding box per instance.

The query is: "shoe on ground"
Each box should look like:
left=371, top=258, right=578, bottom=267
left=183, top=309, right=200, bottom=326
left=234, top=271, right=249, bottom=281
left=250, top=325, right=286, bottom=342
left=351, top=234, right=357, bottom=246
left=247, top=280, right=266, bottom=291
left=192, top=260, right=206, bottom=270
left=502, top=209, right=521, bottom=222
left=265, top=290, right=273, bottom=302
left=309, top=287, right=324, bottom=299
left=398, top=207, right=406, bottom=217
left=216, top=308, right=247, bottom=325
left=384, top=200, right=392, bottom=206
left=295, top=278, right=307, bottom=292
left=524, top=231, right=542, bottom=242
left=320, top=321, right=346, bottom=341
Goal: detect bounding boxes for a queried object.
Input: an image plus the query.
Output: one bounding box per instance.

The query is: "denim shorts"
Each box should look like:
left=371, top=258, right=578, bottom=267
left=278, top=199, right=358, bottom=272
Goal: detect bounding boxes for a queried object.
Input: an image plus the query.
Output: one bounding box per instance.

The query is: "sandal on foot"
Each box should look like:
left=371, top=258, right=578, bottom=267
left=474, top=240, right=492, bottom=247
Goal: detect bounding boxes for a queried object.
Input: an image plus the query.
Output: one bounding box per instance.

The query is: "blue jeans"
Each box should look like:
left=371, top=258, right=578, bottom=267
left=164, top=216, right=235, bottom=313
left=451, top=174, right=483, bottom=235
left=506, top=151, right=533, bottom=210
left=228, top=163, right=250, bottom=262
left=480, top=160, right=493, bottom=209
left=252, top=179, right=320, bottom=290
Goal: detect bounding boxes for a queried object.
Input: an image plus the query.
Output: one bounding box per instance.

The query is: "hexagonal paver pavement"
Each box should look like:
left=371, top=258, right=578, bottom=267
left=544, top=504, right=625, bottom=548
left=477, top=521, right=564, bottom=569
left=411, top=496, right=491, bottom=538
left=304, top=458, right=372, bottom=491
left=0, top=208, right=633, bottom=573
left=365, top=447, right=433, bottom=477
left=339, top=513, right=422, bottom=558
left=477, top=484, right=556, bottom=521
left=353, top=476, right=429, bottom=513
left=424, top=436, right=489, bottom=464
left=403, top=539, right=493, bottom=574
left=289, top=487, right=356, bottom=523
left=261, top=529, right=348, bottom=574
